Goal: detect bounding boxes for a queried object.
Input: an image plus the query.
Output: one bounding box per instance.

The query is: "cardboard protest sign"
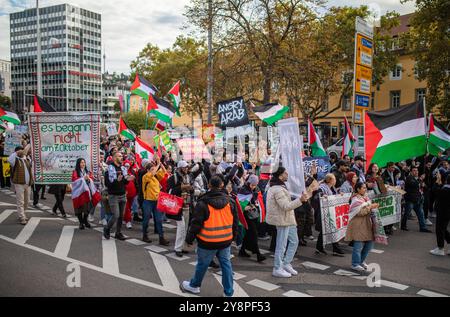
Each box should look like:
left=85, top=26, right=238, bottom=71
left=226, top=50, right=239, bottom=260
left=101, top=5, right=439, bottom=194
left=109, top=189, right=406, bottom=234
left=176, top=138, right=211, bottom=162
left=278, top=118, right=305, bottom=198
left=140, top=130, right=157, bottom=148
left=216, top=97, right=249, bottom=129
left=303, top=156, right=331, bottom=180
left=14, top=125, right=28, bottom=135
left=106, top=123, right=118, bottom=136
left=4, top=129, right=23, bottom=156
left=28, top=112, right=100, bottom=184
left=2, top=157, right=10, bottom=178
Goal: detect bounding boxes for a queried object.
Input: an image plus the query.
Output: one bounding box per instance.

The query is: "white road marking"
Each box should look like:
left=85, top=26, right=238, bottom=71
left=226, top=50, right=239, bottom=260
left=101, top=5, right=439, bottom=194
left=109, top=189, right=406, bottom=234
left=333, top=269, right=359, bottom=276
left=259, top=249, right=270, bottom=254
left=283, top=290, right=313, bottom=297
left=54, top=226, right=77, bottom=257
left=417, top=289, right=449, bottom=297
left=102, top=239, right=120, bottom=274
left=246, top=279, right=280, bottom=291
left=213, top=273, right=249, bottom=297
left=216, top=270, right=247, bottom=281
left=0, top=202, right=14, bottom=207
left=0, top=234, right=196, bottom=297
left=144, top=245, right=168, bottom=253
left=302, top=261, right=330, bottom=271
left=148, top=251, right=183, bottom=294
left=370, top=249, right=384, bottom=254
left=380, top=280, right=409, bottom=291
left=166, top=252, right=190, bottom=261
left=351, top=276, right=368, bottom=281
left=125, top=238, right=147, bottom=246
left=0, top=209, right=15, bottom=224
left=15, top=217, right=62, bottom=245
left=162, top=223, right=177, bottom=229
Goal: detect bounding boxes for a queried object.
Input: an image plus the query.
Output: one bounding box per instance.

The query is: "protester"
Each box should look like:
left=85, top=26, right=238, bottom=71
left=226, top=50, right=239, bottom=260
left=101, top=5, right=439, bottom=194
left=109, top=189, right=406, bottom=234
left=104, top=151, right=135, bottom=240
left=48, top=184, right=67, bottom=217
left=366, top=163, right=384, bottom=194
left=180, top=175, right=238, bottom=297
left=345, top=182, right=379, bottom=271
left=339, top=171, right=357, bottom=194
left=8, top=145, right=33, bottom=225
left=351, top=156, right=366, bottom=184
left=123, top=159, right=138, bottom=229
left=72, top=158, right=94, bottom=229
left=266, top=167, right=308, bottom=278
left=167, top=160, right=202, bottom=257
left=237, top=174, right=266, bottom=263
left=312, top=173, right=345, bottom=256
left=142, top=156, right=168, bottom=245
left=402, top=166, right=432, bottom=233
left=295, top=176, right=316, bottom=246
left=333, top=160, right=349, bottom=189
left=429, top=173, right=450, bottom=256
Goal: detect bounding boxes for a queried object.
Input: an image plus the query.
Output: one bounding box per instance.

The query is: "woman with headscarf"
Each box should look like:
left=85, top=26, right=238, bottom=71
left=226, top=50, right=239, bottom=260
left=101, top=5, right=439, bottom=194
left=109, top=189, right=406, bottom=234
left=340, top=171, right=358, bottom=194
left=237, top=174, right=266, bottom=263
left=71, top=158, right=94, bottom=230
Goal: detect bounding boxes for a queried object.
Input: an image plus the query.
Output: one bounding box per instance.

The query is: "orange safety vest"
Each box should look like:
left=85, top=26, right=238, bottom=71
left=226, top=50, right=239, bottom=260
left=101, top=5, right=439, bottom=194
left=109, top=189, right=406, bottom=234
left=197, top=204, right=234, bottom=243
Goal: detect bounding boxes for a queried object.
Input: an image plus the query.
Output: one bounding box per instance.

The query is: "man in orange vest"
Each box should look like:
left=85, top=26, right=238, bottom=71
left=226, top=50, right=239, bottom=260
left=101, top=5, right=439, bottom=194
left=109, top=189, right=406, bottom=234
left=180, top=175, right=238, bottom=297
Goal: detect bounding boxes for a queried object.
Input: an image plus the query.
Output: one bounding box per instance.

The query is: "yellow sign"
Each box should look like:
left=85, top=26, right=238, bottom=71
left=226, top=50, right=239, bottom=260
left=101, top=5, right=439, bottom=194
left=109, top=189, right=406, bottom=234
left=356, top=34, right=373, bottom=67
left=2, top=157, right=11, bottom=178
left=355, top=64, right=372, bottom=95
left=354, top=108, right=364, bottom=125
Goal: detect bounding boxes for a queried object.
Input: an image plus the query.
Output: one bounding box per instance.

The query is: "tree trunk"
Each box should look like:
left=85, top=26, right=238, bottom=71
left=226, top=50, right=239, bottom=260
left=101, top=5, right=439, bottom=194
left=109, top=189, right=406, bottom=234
left=262, top=75, right=272, bottom=104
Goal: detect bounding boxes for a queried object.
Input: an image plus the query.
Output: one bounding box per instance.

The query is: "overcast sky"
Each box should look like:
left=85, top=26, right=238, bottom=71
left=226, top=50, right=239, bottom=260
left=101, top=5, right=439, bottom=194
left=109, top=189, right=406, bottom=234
left=0, top=0, right=416, bottom=74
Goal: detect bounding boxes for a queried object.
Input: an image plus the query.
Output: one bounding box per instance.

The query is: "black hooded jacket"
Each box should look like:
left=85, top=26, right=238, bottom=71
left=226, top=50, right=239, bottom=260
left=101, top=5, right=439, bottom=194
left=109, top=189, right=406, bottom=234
left=186, top=190, right=239, bottom=250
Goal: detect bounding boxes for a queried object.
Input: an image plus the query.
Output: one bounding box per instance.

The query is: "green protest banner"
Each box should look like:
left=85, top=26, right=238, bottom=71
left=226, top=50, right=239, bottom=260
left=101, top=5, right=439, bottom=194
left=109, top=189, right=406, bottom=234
left=369, top=191, right=402, bottom=226
left=160, top=130, right=173, bottom=151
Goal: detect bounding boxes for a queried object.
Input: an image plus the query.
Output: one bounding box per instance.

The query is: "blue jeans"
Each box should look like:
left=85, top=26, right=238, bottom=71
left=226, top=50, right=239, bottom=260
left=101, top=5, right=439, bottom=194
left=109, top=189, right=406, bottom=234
left=274, top=226, right=298, bottom=270
left=190, top=246, right=233, bottom=297
left=352, top=241, right=374, bottom=267
left=143, top=200, right=163, bottom=237
left=131, top=196, right=139, bottom=215
left=100, top=202, right=112, bottom=222
left=402, top=201, right=426, bottom=230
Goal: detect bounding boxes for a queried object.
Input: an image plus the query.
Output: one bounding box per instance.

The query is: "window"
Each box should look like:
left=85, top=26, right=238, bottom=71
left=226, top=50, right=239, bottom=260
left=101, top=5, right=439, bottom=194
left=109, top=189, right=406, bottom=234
left=321, top=99, right=329, bottom=112
left=390, top=65, right=402, bottom=80
left=416, top=88, right=426, bottom=101
left=390, top=91, right=401, bottom=108
left=341, top=95, right=351, bottom=111
left=391, top=37, right=400, bottom=50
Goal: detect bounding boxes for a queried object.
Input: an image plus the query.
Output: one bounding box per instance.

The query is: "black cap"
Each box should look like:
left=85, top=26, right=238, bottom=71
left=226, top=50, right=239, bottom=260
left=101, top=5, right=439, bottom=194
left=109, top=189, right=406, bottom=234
left=14, top=146, right=24, bottom=152
left=354, top=155, right=366, bottom=162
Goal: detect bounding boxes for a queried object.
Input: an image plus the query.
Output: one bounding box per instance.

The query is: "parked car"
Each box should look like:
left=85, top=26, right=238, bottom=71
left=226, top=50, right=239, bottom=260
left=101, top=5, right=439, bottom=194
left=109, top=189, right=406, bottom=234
left=326, top=136, right=365, bottom=158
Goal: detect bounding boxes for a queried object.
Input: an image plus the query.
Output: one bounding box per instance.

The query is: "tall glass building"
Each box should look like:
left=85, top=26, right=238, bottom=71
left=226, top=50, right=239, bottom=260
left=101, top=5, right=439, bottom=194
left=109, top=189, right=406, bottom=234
left=10, top=4, right=102, bottom=114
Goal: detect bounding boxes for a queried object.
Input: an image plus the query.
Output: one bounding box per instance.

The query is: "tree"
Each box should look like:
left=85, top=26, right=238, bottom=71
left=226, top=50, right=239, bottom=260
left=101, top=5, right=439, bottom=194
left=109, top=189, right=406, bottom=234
left=113, top=101, right=121, bottom=112
left=0, top=95, right=12, bottom=110
left=121, top=111, right=157, bottom=133
left=402, top=0, right=450, bottom=122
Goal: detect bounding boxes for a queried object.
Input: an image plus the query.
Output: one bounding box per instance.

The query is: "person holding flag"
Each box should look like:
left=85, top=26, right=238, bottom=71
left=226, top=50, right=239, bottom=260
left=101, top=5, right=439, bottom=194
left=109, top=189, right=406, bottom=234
left=308, top=119, right=327, bottom=156
left=342, top=117, right=356, bottom=158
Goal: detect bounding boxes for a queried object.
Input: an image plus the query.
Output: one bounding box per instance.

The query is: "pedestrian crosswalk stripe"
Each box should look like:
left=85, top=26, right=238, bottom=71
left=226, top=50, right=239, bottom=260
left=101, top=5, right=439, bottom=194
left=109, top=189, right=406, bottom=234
left=102, top=239, right=120, bottom=274
left=302, top=261, right=330, bottom=271
left=162, top=223, right=177, bottom=229
left=417, top=289, right=449, bottom=297
left=54, top=226, right=77, bottom=257
left=145, top=245, right=168, bottom=253
left=126, top=238, right=147, bottom=246
left=370, top=249, right=384, bottom=254
left=246, top=279, right=280, bottom=291
left=380, top=280, right=409, bottom=290
left=166, top=252, right=190, bottom=261
left=283, top=290, right=313, bottom=297
left=216, top=270, right=246, bottom=281
left=148, top=251, right=184, bottom=295
left=259, top=249, right=270, bottom=254
left=0, top=209, right=15, bottom=224
left=14, top=217, right=62, bottom=245
left=350, top=275, right=368, bottom=280
left=0, top=202, right=14, bottom=207
left=333, top=269, right=359, bottom=276
left=213, top=273, right=249, bottom=297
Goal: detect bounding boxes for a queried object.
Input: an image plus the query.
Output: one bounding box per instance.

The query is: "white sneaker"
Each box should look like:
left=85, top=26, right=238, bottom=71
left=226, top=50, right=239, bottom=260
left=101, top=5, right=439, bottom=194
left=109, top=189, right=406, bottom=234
left=306, top=235, right=315, bottom=240
left=282, top=264, right=298, bottom=276
left=429, top=212, right=436, bottom=218
left=180, top=281, right=200, bottom=294
left=272, top=268, right=292, bottom=278
left=351, top=265, right=366, bottom=272
left=101, top=219, right=107, bottom=226
left=430, top=248, right=445, bottom=256
left=361, top=262, right=368, bottom=270
left=126, top=222, right=132, bottom=229
left=88, top=215, right=94, bottom=222
left=425, top=219, right=433, bottom=226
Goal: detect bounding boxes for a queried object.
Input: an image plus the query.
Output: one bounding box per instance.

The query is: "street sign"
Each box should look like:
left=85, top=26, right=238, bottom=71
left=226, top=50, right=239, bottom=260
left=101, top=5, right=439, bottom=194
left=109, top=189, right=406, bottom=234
left=355, top=64, right=372, bottom=94
left=355, top=94, right=370, bottom=107
left=354, top=108, right=363, bottom=124
left=356, top=34, right=373, bottom=67
left=356, top=16, right=374, bottom=38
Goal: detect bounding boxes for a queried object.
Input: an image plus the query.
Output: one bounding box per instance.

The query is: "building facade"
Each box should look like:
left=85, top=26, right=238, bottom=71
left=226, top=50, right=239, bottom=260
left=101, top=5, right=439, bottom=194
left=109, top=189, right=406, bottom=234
left=10, top=4, right=102, bottom=115
left=101, top=73, right=131, bottom=123
left=0, top=59, right=12, bottom=98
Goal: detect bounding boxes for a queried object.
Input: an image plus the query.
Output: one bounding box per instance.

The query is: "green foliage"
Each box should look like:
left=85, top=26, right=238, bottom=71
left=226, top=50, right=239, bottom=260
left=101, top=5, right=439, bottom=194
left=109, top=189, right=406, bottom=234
left=0, top=95, right=12, bottom=110
left=121, top=111, right=157, bottom=133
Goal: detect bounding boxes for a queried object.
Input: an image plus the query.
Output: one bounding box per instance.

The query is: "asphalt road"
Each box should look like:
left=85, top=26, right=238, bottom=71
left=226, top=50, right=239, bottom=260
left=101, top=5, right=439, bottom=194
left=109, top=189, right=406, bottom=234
left=0, top=187, right=449, bottom=297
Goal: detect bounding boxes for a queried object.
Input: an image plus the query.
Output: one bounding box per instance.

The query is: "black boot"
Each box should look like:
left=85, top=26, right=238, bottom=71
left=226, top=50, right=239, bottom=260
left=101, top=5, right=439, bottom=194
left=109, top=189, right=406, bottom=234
left=83, top=213, right=91, bottom=228
left=256, top=253, right=266, bottom=263
left=77, top=214, right=85, bottom=230
left=238, top=248, right=251, bottom=258
left=142, top=235, right=152, bottom=243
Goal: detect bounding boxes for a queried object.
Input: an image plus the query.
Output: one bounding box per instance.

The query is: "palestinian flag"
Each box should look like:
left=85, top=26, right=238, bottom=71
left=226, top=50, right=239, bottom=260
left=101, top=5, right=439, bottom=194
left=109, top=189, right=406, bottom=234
left=119, top=117, right=136, bottom=140
left=365, top=100, right=427, bottom=168
left=428, top=114, right=450, bottom=156
left=155, top=120, right=166, bottom=132
left=135, top=136, right=155, bottom=164
left=34, top=95, right=56, bottom=112
left=234, top=196, right=248, bottom=230
left=342, top=117, right=356, bottom=158
left=256, top=191, right=266, bottom=222
left=308, top=119, right=327, bottom=156
left=0, top=110, right=21, bottom=125
left=149, top=95, right=177, bottom=124
left=130, top=73, right=158, bottom=99
left=167, top=81, right=181, bottom=116
left=253, top=103, right=289, bottom=126
left=237, top=192, right=266, bottom=223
